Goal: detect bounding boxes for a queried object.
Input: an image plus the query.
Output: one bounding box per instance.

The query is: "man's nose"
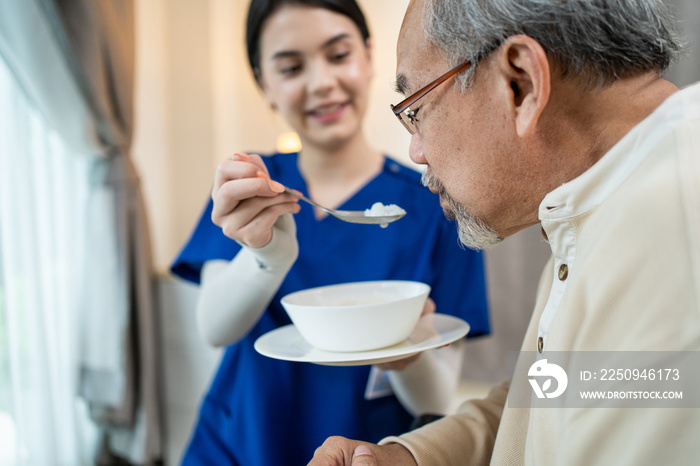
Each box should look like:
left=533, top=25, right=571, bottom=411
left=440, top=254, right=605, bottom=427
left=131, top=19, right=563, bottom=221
left=408, top=133, right=426, bottom=165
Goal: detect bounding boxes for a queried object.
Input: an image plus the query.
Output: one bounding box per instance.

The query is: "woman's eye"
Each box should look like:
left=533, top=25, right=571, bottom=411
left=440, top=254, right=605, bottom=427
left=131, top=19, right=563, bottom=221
left=330, top=51, right=350, bottom=62
left=280, top=65, right=302, bottom=75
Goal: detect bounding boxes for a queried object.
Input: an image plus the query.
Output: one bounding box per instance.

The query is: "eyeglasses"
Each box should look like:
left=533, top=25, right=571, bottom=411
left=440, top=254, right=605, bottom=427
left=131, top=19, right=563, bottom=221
left=390, top=60, right=473, bottom=135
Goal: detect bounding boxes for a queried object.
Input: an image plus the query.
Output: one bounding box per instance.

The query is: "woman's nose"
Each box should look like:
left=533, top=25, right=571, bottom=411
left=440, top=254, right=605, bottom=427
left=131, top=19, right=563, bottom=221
left=408, top=133, right=426, bottom=165
left=307, top=61, right=335, bottom=96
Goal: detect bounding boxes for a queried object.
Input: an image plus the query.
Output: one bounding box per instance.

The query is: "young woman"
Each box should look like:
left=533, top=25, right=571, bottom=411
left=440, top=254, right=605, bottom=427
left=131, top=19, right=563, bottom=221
left=171, top=1, right=490, bottom=464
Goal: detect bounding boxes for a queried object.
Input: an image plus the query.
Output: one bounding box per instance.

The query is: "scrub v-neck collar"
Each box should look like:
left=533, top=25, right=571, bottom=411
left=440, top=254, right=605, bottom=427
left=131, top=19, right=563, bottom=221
left=288, top=152, right=388, bottom=222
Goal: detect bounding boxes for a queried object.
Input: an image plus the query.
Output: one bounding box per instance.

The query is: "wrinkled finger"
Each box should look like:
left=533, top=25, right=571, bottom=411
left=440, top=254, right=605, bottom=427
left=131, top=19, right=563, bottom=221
left=352, top=445, right=377, bottom=466
left=309, top=437, right=361, bottom=466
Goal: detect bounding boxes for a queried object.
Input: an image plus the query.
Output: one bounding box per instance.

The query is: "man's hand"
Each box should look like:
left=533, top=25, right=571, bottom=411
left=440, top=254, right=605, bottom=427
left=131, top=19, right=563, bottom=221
left=308, top=437, right=417, bottom=466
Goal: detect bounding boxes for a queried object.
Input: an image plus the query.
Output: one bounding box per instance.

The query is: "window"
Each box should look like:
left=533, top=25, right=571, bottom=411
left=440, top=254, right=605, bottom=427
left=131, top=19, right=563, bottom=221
left=0, top=52, right=97, bottom=465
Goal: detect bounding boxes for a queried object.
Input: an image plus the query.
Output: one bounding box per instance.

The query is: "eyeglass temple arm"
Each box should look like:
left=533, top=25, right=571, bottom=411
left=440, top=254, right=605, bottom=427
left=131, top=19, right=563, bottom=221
left=392, top=60, right=473, bottom=114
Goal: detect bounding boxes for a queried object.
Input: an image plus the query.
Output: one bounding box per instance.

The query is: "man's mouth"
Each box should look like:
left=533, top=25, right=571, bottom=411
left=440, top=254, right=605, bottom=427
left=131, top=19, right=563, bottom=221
left=439, top=195, right=456, bottom=219
left=421, top=169, right=443, bottom=195
left=422, top=170, right=456, bottom=218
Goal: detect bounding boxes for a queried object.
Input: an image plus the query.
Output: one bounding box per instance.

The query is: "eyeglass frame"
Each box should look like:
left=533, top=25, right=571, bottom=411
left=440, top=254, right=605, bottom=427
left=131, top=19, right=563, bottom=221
left=390, top=60, right=473, bottom=135
left=390, top=40, right=503, bottom=135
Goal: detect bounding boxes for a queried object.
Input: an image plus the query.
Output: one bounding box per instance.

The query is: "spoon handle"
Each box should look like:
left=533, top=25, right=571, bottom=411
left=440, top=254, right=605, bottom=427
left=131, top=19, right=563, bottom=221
left=284, top=187, right=333, bottom=215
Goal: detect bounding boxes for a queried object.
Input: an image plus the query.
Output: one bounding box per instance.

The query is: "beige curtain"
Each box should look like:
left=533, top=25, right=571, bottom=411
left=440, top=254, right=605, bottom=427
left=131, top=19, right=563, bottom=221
left=37, top=0, right=163, bottom=463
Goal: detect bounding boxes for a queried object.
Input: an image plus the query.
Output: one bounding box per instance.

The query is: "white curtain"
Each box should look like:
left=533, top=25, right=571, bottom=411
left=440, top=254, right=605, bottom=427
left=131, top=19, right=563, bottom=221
left=33, top=0, right=163, bottom=461
left=0, top=55, right=99, bottom=464
left=0, top=0, right=148, bottom=463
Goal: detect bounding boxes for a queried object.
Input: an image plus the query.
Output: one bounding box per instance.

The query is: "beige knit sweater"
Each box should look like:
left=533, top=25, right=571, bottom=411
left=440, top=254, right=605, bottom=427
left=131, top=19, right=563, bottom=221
left=382, top=83, right=700, bottom=466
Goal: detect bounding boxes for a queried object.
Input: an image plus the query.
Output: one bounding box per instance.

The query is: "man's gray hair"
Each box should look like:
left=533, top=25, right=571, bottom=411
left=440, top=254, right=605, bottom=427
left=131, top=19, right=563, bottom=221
left=425, top=0, right=683, bottom=89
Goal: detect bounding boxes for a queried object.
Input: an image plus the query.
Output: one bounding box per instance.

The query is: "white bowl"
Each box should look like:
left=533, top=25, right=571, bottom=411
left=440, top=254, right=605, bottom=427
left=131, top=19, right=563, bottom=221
left=281, top=280, right=431, bottom=352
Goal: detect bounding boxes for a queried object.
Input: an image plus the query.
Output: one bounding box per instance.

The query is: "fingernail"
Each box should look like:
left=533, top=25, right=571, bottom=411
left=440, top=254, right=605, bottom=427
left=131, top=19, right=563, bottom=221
left=256, top=172, right=285, bottom=193
left=353, top=445, right=373, bottom=458
left=268, top=180, right=285, bottom=193
left=230, top=152, right=250, bottom=161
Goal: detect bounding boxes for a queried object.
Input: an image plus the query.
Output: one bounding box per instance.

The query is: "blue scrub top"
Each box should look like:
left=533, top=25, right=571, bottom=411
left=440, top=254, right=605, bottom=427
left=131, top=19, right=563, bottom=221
left=172, top=153, right=489, bottom=466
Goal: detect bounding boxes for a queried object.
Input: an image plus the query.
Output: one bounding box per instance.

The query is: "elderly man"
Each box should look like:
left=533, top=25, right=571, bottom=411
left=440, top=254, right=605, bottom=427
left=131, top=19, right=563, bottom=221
left=309, top=0, right=700, bottom=464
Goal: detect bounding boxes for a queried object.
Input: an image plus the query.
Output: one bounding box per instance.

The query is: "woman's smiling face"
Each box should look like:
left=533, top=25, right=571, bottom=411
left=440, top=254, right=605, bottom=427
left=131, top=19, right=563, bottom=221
left=257, top=4, right=373, bottom=150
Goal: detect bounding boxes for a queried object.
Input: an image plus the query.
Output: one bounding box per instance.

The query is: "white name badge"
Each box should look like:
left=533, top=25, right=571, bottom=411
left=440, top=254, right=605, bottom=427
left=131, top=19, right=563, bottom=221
left=364, top=366, right=394, bottom=400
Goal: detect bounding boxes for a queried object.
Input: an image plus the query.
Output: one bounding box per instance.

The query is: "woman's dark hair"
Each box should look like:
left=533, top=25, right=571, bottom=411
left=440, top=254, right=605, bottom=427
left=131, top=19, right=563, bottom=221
left=246, top=0, right=371, bottom=79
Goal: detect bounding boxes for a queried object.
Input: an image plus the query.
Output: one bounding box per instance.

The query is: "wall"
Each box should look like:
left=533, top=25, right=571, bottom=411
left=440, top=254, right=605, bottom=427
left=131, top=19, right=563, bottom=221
left=665, top=0, right=700, bottom=87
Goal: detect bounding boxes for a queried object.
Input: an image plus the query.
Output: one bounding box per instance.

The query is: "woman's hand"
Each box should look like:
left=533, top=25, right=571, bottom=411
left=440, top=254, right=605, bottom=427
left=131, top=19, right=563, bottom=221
left=211, top=152, right=300, bottom=248
left=375, top=297, right=436, bottom=371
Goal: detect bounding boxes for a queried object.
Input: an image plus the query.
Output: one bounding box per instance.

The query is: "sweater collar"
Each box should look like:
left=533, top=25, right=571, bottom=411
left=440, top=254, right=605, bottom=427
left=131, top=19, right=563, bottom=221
left=539, top=82, right=700, bottom=224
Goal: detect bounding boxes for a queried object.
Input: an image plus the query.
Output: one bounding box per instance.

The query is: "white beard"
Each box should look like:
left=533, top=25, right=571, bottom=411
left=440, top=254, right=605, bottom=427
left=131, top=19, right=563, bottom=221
left=421, top=170, right=502, bottom=250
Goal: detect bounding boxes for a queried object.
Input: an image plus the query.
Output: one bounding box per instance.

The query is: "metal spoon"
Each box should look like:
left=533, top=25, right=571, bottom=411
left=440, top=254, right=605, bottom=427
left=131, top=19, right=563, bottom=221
left=284, top=188, right=406, bottom=226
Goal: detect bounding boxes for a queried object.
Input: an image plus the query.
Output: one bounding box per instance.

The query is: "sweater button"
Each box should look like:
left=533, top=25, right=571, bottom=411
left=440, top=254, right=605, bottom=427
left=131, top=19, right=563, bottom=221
left=558, top=264, right=569, bottom=281
left=537, top=336, right=544, bottom=353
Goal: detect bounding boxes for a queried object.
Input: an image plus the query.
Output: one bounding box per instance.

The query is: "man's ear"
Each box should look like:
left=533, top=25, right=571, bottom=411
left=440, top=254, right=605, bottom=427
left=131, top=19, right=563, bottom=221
left=497, top=35, right=550, bottom=137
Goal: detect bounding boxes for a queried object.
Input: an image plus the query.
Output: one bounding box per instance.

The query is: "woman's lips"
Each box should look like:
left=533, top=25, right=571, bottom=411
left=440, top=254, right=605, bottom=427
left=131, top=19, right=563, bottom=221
left=307, top=102, right=348, bottom=123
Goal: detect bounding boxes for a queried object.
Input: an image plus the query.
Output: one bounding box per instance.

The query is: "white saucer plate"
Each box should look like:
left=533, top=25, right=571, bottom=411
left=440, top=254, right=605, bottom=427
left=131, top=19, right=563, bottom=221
left=254, top=313, right=470, bottom=366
